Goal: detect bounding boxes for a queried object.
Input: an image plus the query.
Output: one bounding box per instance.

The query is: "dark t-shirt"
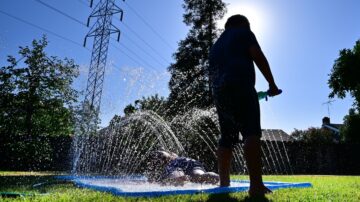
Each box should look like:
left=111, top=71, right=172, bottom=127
left=163, top=157, right=205, bottom=177
left=209, top=27, right=259, bottom=90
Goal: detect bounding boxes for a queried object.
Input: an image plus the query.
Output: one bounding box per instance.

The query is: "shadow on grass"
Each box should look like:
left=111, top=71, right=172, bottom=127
left=206, top=193, right=270, bottom=202
left=0, top=175, right=50, bottom=189
left=0, top=175, right=76, bottom=199
left=0, top=175, right=61, bottom=194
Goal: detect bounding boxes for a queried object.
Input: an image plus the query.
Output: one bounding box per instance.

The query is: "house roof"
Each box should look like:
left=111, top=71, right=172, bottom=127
left=260, top=129, right=294, bottom=142
left=322, top=123, right=343, bottom=134
left=321, top=116, right=343, bottom=134
left=328, top=124, right=342, bottom=129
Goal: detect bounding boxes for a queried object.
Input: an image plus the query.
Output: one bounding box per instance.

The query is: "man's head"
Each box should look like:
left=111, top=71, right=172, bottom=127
left=153, top=150, right=176, bottom=163
left=225, top=14, right=250, bottom=30
left=148, top=150, right=177, bottom=170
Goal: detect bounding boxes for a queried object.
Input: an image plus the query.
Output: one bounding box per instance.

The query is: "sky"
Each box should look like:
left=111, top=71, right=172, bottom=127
left=0, top=0, right=359, bottom=134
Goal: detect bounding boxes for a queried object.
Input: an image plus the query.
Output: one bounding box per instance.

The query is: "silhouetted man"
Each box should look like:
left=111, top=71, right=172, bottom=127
left=209, top=14, right=281, bottom=196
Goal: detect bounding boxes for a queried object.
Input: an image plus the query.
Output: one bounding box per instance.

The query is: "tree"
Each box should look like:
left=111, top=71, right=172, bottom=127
left=290, top=127, right=335, bottom=144
left=123, top=94, right=168, bottom=118
left=123, top=104, right=137, bottom=116
left=328, top=39, right=360, bottom=109
left=167, top=0, right=226, bottom=114
left=340, top=109, right=360, bottom=143
left=0, top=36, right=79, bottom=137
left=0, top=36, right=79, bottom=169
left=328, top=39, right=360, bottom=143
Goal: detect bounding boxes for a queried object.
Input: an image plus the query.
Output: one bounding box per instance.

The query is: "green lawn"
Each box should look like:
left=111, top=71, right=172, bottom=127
left=1, top=172, right=359, bottom=201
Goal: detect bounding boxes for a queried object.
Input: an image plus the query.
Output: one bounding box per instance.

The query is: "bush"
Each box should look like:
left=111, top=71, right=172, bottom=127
left=340, top=108, right=360, bottom=143
left=291, top=127, right=336, bottom=144
left=0, top=135, right=72, bottom=171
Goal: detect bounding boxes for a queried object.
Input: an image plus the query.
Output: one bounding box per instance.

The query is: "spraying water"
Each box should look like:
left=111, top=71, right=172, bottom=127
left=71, top=89, right=293, bottom=176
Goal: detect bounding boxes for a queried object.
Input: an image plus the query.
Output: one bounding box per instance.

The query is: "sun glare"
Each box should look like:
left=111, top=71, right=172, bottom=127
left=218, top=3, right=267, bottom=36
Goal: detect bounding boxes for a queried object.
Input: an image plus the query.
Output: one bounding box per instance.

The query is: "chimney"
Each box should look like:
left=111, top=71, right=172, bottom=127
left=322, top=117, right=330, bottom=125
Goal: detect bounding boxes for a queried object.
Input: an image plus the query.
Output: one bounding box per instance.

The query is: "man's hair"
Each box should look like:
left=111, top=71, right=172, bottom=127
left=225, top=14, right=250, bottom=30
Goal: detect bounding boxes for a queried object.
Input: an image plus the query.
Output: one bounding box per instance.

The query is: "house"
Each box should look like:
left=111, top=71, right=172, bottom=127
left=261, top=129, right=294, bottom=142
left=322, top=117, right=342, bottom=134
left=321, top=117, right=343, bottom=141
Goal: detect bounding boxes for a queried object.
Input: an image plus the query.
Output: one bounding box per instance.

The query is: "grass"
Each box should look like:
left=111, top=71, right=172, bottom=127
left=0, top=171, right=360, bottom=201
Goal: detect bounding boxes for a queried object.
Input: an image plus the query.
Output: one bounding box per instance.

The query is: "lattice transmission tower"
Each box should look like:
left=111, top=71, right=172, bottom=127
left=83, top=0, right=124, bottom=121
left=71, top=0, right=124, bottom=174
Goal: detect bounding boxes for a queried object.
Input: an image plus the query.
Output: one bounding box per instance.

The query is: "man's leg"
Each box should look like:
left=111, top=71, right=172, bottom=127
left=214, top=87, right=238, bottom=187
left=243, top=135, right=271, bottom=196
left=217, top=146, right=232, bottom=187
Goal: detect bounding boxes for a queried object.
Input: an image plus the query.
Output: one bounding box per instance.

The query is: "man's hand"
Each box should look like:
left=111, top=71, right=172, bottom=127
left=267, top=83, right=282, bottom=97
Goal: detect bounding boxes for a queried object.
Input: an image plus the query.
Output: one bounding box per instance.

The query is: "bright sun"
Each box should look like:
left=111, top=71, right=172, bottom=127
left=218, top=3, right=266, bottom=36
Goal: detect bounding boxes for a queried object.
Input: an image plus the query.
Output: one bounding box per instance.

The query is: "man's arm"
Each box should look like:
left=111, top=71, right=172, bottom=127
left=249, top=45, right=280, bottom=96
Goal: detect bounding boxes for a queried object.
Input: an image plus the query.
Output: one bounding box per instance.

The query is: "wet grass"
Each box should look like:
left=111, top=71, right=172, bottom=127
left=0, top=172, right=359, bottom=201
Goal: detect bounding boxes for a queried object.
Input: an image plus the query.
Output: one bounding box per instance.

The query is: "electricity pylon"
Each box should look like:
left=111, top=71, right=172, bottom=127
left=72, top=0, right=124, bottom=174
left=83, top=0, right=124, bottom=121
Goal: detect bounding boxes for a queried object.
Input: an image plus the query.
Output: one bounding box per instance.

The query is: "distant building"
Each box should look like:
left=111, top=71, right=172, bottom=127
left=261, top=129, right=294, bottom=142
left=321, top=117, right=343, bottom=142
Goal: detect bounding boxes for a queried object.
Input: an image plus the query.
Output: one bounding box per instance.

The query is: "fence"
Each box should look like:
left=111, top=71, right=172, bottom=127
left=0, top=137, right=359, bottom=175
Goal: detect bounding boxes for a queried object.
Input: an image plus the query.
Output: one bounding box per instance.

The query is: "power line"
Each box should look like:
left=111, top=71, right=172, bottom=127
left=3, top=1, right=168, bottom=93
left=111, top=45, right=142, bottom=68
left=110, top=41, right=163, bottom=75
left=70, top=0, right=173, bottom=63
left=77, top=0, right=90, bottom=7
left=121, top=34, right=167, bottom=68
left=34, top=0, right=87, bottom=26
left=33, top=0, right=168, bottom=70
left=110, top=64, right=164, bottom=92
left=0, top=9, right=88, bottom=51
left=0, top=10, right=156, bottom=91
left=0, top=7, right=163, bottom=95
left=124, top=1, right=175, bottom=51
left=121, top=21, right=171, bottom=64
left=107, top=46, right=167, bottom=91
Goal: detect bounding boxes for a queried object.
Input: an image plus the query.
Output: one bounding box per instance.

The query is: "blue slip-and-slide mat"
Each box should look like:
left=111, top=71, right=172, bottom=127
left=57, top=175, right=311, bottom=197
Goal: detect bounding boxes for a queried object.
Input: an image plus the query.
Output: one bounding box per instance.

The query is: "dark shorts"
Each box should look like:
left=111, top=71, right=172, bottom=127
left=213, top=85, right=262, bottom=148
left=164, top=157, right=205, bottom=178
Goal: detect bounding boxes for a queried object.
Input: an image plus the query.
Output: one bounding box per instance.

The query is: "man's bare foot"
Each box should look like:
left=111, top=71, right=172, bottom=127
left=249, top=185, right=272, bottom=197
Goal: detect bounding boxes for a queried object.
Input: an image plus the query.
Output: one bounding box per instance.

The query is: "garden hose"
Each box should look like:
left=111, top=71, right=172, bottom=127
left=32, top=179, right=75, bottom=189
left=0, top=192, right=43, bottom=198
left=0, top=180, right=74, bottom=198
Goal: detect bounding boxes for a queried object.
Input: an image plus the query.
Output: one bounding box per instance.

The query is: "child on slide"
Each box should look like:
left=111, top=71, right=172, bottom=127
left=146, top=150, right=219, bottom=186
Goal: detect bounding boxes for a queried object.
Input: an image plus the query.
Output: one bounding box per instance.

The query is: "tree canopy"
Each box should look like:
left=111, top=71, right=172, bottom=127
left=328, top=40, right=360, bottom=110
left=0, top=36, right=79, bottom=137
left=328, top=39, right=360, bottom=143
left=291, top=127, right=335, bottom=144
left=340, top=108, right=360, bottom=144
left=167, top=0, right=226, bottom=114
left=123, top=94, right=167, bottom=118
left=0, top=36, right=79, bottom=169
